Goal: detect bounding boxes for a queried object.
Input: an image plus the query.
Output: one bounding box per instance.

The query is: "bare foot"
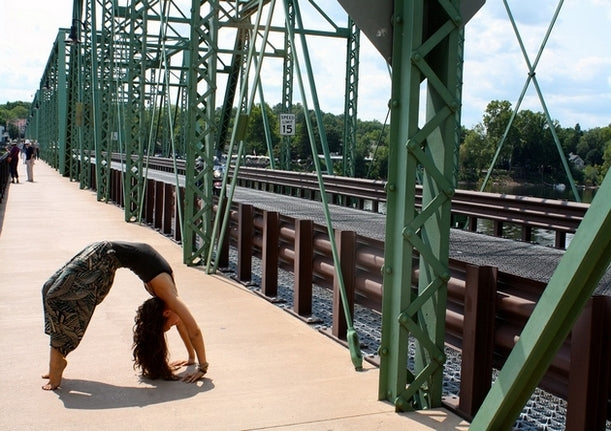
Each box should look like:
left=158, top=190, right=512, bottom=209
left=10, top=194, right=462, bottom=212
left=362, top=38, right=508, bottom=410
left=42, top=348, right=67, bottom=390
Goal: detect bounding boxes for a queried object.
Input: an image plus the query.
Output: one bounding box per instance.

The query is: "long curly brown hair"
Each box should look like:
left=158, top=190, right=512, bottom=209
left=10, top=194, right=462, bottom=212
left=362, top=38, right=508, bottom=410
left=132, top=297, right=176, bottom=380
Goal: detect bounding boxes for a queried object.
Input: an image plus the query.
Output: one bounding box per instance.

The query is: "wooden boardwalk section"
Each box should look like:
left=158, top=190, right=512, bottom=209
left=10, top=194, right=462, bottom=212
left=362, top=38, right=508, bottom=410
left=0, top=162, right=469, bottom=430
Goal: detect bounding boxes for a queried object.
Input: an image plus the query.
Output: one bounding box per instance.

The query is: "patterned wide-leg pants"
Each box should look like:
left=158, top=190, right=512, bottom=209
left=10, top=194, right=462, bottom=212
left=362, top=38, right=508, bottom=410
left=42, top=242, right=120, bottom=356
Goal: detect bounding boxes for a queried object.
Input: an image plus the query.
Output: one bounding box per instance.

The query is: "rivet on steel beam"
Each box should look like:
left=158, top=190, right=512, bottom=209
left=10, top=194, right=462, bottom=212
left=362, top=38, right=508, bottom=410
left=384, top=265, right=393, bottom=275
left=402, top=226, right=415, bottom=241
left=386, top=183, right=396, bottom=192
left=395, top=396, right=407, bottom=410
left=440, top=271, right=451, bottom=283
left=379, top=347, right=389, bottom=356
left=434, top=352, right=447, bottom=365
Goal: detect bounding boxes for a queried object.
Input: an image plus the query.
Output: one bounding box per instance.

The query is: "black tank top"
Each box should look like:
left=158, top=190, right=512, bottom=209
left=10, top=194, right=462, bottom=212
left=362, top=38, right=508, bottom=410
left=108, top=241, right=173, bottom=282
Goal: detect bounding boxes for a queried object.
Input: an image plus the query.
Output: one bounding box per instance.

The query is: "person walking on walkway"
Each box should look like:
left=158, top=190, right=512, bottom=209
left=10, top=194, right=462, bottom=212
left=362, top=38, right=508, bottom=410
left=41, top=241, right=209, bottom=390
left=7, top=141, right=20, bottom=183
left=24, top=140, right=35, bottom=182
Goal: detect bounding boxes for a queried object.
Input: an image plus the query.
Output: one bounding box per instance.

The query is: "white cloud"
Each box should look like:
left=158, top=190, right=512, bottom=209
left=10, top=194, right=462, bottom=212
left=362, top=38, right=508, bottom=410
left=463, top=0, right=611, bottom=129
left=1, top=0, right=608, bottom=130
left=0, top=0, right=73, bottom=102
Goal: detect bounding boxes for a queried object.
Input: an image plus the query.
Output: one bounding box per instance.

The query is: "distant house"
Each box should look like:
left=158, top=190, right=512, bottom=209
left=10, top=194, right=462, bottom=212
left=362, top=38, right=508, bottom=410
left=568, top=152, right=585, bottom=170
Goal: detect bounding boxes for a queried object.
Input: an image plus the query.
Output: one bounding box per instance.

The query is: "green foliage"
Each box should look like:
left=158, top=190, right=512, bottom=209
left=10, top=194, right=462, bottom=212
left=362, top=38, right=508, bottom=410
left=458, top=100, right=610, bottom=186
left=1, top=101, right=31, bottom=140
left=459, top=124, right=491, bottom=182
left=5, top=96, right=609, bottom=188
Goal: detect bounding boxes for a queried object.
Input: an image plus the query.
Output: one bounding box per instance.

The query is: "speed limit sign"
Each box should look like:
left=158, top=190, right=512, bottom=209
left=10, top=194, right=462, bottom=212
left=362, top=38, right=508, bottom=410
left=279, top=114, right=296, bottom=136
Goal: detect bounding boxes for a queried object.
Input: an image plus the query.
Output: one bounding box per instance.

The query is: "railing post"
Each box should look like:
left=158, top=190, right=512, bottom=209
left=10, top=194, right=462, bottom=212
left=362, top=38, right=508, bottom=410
left=110, top=169, right=118, bottom=204
left=294, top=219, right=313, bottom=317
left=332, top=230, right=356, bottom=341
left=468, top=216, right=477, bottom=232
left=145, top=178, right=155, bottom=224
left=237, top=203, right=253, bottom=283
left=493, top=220, right=503, bottom=237
left=162, top=183, right=173, bottom=235
left=90, top=163, right=97, bottom=190
left=566, top=296, right=611, bottom=431
left=555, top=231, right=566, bottom=249
left=521, top=225, right=532, bottom=243
left=459, top=264, right=498, bottom=419
left=154, top=181, right=163, bottom=231
left=115, top=170, right=124, bottom=207
left=261, top=211, right=279, bottom=298
left=215, top=199, right=230, bottom=269
left=174, top=185, right=184, bottom=243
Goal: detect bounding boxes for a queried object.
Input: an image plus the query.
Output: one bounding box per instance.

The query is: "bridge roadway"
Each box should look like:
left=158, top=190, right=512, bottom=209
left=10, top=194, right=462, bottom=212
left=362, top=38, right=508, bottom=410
left=0, top=162, right=469, bottom=430
left=231, top=187, right=611, bottom=295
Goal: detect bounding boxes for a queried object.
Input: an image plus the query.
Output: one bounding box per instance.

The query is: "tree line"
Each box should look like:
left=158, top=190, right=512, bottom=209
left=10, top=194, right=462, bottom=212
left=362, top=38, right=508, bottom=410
left=0, top=101, right=30, bottom=140
left=3, top=99, right=609, bottom=188
left=459, top=100, right=610, bottom=188
left=240, top=100, right=609, bottom=187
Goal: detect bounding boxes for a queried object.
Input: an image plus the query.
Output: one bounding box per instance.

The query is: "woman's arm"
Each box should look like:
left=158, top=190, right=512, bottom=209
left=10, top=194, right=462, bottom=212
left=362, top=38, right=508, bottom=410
left=170, top=320, right=196, bottom=368
left=148, top=273, right=209, bottom=382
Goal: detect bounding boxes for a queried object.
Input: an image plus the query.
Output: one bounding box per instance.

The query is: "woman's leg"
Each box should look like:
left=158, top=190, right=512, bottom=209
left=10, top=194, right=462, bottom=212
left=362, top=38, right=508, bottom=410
left=42, top=347, right=67, bottom=390
left=40, top=242, right=119, bottom=390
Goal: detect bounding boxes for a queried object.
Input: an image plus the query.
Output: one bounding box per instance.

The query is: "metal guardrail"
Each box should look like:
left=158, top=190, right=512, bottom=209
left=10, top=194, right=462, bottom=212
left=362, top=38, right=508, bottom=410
left=110, top=153, right=589, bottom=249
left=234, top=166, right=590, bottom=249
left=100, top=155, right=609, bottom=428
left=221, top=202, right=609, bottom=427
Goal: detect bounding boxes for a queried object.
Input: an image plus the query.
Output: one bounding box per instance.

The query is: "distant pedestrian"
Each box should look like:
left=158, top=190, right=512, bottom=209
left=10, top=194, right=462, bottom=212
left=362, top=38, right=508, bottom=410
left=24, top=140, right=35, bottom=182
left=7, top=141, right=20, bottom=183
left=41, top=241, right=209, bottom=390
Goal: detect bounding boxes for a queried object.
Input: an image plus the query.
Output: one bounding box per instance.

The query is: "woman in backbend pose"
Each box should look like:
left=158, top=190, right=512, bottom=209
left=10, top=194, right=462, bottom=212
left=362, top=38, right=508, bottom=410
left=41, top=241, right=209, bottom=390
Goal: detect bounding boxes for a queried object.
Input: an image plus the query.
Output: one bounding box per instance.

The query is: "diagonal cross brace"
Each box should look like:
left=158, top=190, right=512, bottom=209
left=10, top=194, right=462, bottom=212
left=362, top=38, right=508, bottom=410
left=481, top=0, right=580, bottom=201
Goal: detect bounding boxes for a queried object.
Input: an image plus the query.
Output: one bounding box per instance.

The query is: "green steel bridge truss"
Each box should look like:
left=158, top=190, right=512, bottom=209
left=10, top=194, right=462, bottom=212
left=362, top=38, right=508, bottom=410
left=25, top=1, right=610, bottom=429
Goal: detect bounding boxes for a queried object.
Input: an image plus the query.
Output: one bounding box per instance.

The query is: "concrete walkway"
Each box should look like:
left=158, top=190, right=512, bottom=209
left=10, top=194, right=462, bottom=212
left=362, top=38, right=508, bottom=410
left=0, top=162, right=469, bottom=431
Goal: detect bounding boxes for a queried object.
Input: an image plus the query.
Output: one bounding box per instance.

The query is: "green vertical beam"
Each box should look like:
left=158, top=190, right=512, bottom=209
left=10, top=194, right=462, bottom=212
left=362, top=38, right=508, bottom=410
left=342, top=17, right=359, bottom=178
left=79, top=0, right=95, bottom=189
left=34, top=29, right=67, bottom=168
left=65, top=44, right=80, bottom=178
left=291, top=0, right=332, bottom=174
left=56, top=30, right=69, bottom=171
left=123, top=0, right=147, bottom=222
left=280, top=1, right=294, bottom=171
left=94, top=0, right=119, bottom=202
left=379, top=0, right=462, bottom=410
left=63, top=0, right=84, bottom=179
left=216, top=27, right=247, bottom=159
left=26, top=91, right=39, bottom=142
left=182, top=0, right=219, bottom=265
left=471, top=170, right=611, bottom=429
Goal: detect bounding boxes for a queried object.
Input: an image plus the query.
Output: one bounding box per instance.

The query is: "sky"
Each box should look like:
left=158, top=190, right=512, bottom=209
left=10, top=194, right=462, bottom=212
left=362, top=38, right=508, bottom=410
left=1, top=0, right=609, bottom=130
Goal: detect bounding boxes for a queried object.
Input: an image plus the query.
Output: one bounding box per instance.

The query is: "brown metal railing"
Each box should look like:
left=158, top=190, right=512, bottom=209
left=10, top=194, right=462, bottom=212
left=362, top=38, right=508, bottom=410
left=99, top=157, right=609, bottom=429
left=108, top=154, right=589, bottom=249
left=235, top=166, right=589, bottom=249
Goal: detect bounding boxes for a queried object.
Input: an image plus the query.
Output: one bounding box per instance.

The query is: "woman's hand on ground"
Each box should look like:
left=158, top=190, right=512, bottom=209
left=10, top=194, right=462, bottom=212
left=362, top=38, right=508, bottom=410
left=182, top=368, right=206, bottom=383
left=169, top=359, right=195, bottom=370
